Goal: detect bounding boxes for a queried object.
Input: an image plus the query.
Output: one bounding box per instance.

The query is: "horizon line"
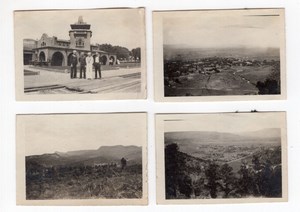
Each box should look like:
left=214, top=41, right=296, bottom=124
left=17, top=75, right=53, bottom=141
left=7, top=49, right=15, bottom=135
left=26, top=144, right=142, bottom=157
left=164, top=127, right=281, bottom=134
left=163, top=45, right=280, bottom=49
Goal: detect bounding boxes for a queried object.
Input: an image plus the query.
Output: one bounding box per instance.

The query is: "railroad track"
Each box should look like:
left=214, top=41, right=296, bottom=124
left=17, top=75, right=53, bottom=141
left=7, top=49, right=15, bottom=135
left=25, top=84, right=66, bottom=93
left=24, top=72, right=141, bottom=94
left=80, top=80, right=141, bottom=94
left=120, top=72, right=141, bottom=79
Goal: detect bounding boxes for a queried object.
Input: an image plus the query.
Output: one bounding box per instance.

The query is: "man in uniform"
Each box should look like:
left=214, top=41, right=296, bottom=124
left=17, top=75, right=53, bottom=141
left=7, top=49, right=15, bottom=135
left=70, top=50, right=78, bottom=79
left=79, top=52, right=86, bottom=79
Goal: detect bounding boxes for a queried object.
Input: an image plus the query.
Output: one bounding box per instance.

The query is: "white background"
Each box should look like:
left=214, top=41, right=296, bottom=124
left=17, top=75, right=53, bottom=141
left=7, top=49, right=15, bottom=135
left=0, top=0, right=299, bottom=211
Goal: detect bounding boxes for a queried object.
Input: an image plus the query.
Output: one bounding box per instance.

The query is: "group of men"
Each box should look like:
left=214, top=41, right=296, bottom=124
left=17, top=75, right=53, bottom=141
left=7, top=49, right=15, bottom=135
left=69, top=50, right=102, bottom=80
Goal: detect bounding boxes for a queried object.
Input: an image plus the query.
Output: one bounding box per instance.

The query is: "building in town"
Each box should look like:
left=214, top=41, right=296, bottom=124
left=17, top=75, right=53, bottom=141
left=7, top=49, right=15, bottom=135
left=23, top=16, right=117, bottom=66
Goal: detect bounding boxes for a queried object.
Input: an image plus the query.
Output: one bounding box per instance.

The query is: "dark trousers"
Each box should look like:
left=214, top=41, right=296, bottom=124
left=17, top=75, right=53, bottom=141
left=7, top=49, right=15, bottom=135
left=70, top=65, right=77, bottom=78
left=94, top=63, right=101, bottom=79
left=80, top=66, right=86, bottom=79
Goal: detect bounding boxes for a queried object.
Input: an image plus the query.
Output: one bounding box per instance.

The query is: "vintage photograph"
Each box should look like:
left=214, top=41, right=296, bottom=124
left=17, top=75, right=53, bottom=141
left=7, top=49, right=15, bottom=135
left=153, top=9, right=286, bottom=101
left=156, top=112, right=287, bottom=204
left=16, top=113, right=147, bottom=205
left=15, top=8, right=146, bottom=101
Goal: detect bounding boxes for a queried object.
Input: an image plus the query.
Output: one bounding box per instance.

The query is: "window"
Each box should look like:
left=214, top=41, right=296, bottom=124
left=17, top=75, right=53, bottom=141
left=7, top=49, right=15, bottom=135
left=76, top=38, right=84, bottom=47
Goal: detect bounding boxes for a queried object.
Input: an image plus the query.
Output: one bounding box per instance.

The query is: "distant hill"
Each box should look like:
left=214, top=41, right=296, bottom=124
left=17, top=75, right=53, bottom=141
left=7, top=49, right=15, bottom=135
left=239, top=128, right=281, bottom=139
left=163, top=46, right=280, bottom=61
left=165, top=129, right=281, bottom=156
left=165, top=128, right=281, bottom=143
left=26, top=145, right=142, bottom=167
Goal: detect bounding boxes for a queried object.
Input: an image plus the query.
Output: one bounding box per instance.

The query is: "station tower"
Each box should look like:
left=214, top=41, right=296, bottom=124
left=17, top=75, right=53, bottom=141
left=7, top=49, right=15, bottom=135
left=69, top=16, right=92, bottom=51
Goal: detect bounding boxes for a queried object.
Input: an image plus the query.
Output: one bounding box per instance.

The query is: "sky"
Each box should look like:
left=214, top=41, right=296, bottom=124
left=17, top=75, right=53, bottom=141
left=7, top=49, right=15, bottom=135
left=15, top=9, right=144, bottom=50
left=163, top=9, right=283, bottom=49
left=22, top=113, right=146, bottom=156
left=163, top=112, right=286, bottom=134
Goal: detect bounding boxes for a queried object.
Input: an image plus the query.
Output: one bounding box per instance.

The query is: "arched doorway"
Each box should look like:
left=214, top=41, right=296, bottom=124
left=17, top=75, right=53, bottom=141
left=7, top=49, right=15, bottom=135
left=101, top=55, right=108, bottom=65
left=39, top=51, right=46, bottom=62
left=109, top=56, right=115, bottom=65
left=51, top=52, right=64, bottom=66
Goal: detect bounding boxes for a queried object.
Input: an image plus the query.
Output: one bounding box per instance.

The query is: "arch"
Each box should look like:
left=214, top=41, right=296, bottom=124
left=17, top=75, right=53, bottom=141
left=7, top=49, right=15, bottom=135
left=39, top=51, right=46, bottom=62
left=51, top=51, right=64, bottom=66
left=101, top=55, right=108, bottom=65
left=109, top=56, right=115, bottom=65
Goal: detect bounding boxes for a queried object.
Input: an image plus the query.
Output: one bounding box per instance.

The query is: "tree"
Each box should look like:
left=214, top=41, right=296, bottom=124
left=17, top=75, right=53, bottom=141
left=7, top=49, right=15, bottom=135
left=256, top=62, right=281, bottom=95
left=177, top=175, right=193, bottom=198
left=251, top=148, right=282, bottom=197
left=121, top=157, right=127, bottom=170
left=113, top=46, right=130, bottom=60
left=205, top=161, right=220, bottom=198
left=165, top=143, right=180, bottom=198
left=237, top=161, right=254, bottom=197
left=259, top=161, right=273, bottom=196
left=131, top=47, right=141, bottom=61
left=268, top=164, right=282, bottom=197
left=251, top=155, right=264, bottom=196
left=165, top=143, right=189, bottom=198
left=193, top=178, right=204, bottom=197
left=97, top=44, right=131, bottom=60
left=98, top=43, right=114, bottom=53
left=256, top=79, right=279, bottom=94
left=219, top=163, right=235, bottom=198
left=258, top=158, right=282, bottom=198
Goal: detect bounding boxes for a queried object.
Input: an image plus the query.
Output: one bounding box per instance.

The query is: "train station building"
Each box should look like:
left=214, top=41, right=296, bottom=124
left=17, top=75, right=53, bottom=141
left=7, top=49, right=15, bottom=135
left=23, top=16, right=117, bottom=66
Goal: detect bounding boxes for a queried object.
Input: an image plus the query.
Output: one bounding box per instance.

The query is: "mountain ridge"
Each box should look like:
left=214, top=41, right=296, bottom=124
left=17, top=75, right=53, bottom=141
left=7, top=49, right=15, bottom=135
left=26, top=145, right=142, bottom=167
left=165, top=128, right=281, bottom=143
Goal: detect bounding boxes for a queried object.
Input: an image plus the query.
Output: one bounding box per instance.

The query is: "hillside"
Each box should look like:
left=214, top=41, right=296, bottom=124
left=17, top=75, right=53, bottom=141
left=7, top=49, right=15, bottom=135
left=26, top=145, right=142, bottom=167
left=165, top=129, right=280, bottom=146
left=165, top=142, right=282, bottom=199
left=165, top=130, right=281, bottom=161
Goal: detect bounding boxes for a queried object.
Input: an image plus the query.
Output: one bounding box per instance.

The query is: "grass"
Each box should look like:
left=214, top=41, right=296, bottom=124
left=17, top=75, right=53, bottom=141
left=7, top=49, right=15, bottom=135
left=26, top=165, right=143, bottom=200
left=164, top=65, right=276, bottom=96
left=232, top=65, right=274, bottom=84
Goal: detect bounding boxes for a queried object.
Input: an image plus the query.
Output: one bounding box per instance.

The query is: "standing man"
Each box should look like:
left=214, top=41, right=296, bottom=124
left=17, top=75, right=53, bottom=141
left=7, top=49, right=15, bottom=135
left=79, top=52, right=86, bottom=79
left=70, top=50, right=78, bottom=79
left=85, top=52, right=94, bottom=80
left=94, top=52, right=102, bottom=79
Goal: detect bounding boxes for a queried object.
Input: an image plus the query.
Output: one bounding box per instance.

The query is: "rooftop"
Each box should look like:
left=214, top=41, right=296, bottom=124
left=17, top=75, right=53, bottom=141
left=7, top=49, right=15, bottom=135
left=70, top=16, right=91, bottom=30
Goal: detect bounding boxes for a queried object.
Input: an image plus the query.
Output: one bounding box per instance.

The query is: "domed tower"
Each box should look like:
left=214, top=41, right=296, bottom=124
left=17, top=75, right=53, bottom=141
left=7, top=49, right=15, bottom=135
left=69, top=16, right=92, bottom=51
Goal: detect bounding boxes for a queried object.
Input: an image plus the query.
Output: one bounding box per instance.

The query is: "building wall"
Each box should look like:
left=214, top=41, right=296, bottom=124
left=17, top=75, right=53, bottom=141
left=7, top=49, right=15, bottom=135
left=23, top=39, right=37, bottom=64
left=69, top=31, right=91, bottom=51
left=37, top=34, right=55, bottom=48
left=24, top=23, right=117, bottom=66
left=35, top=48, right=116, bottom=66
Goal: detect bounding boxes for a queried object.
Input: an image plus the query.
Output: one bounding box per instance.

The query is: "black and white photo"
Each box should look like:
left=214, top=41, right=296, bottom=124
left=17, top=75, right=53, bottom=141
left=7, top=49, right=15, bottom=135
left=16, top=113, right=148, bottom=205
left=156, top=112, right=287, bottom=204
left=153, top=9, right=286, bottom=101
left=15, top=8, right=146, bottom=101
